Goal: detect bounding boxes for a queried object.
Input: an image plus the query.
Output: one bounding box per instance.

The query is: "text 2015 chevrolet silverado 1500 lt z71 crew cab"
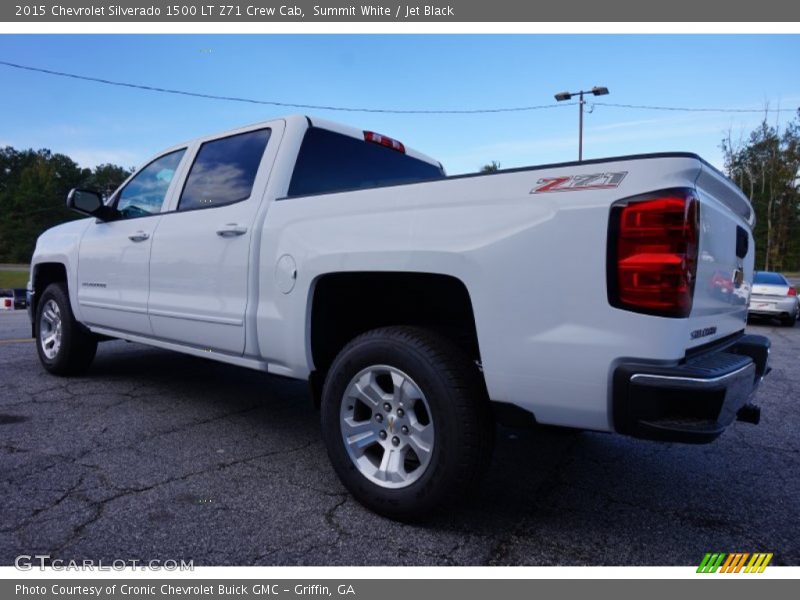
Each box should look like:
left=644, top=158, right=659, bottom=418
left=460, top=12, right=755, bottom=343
left=28, top=115, right=769, bottom=519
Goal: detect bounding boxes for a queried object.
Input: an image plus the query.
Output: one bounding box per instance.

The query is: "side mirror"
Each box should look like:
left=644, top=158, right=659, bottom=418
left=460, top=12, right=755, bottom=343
left=66, top=189, right=115, bottom=221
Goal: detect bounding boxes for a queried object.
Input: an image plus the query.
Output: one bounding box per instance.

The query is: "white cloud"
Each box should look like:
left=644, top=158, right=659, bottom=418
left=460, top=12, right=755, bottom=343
left=441, top=108, right=782, bottom=174
left=65, top=148, right=141, bottom=169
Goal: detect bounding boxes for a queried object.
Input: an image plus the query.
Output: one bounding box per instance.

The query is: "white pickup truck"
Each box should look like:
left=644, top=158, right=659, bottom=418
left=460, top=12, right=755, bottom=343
left=28, top=115, right=770, bottom=519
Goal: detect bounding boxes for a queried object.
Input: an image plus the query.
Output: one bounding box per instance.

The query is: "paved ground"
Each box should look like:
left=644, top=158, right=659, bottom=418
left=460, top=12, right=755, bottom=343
left=0, top=309, right=797, bottom=566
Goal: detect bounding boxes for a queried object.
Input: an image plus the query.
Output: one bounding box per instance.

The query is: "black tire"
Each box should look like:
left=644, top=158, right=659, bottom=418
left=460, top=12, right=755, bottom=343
left=320, top=326, right=494, bottom=520
left=782, top=312, right=798, bottom=327
left=35, top=282, right=97, bottom=376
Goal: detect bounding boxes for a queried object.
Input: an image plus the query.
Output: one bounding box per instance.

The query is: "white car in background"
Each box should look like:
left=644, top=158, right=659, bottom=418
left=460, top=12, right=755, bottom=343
left=748, top=271, right=799, bottom=327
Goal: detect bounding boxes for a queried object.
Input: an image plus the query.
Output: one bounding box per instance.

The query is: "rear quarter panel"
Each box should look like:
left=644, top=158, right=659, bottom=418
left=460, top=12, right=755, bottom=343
left=257, top=155, right=714, bottom=432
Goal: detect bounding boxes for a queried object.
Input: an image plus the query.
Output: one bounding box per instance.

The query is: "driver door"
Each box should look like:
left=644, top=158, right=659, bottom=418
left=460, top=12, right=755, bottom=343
left=77, top=148, right=188, bottom=335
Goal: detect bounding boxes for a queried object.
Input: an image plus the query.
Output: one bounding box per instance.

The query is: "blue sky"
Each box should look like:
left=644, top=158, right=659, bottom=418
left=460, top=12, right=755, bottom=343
left=0, top=34, right=798, bottom=174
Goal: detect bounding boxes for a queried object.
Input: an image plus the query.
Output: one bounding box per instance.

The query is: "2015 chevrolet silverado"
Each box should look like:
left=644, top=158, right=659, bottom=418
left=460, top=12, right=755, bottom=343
left=28, top=115, right=770, bottom=518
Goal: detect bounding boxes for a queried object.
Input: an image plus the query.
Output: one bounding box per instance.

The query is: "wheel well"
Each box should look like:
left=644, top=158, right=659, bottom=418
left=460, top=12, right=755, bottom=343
left=309, top=272, right=481, bottom=376
left=32, top=263, right=67, bottom=317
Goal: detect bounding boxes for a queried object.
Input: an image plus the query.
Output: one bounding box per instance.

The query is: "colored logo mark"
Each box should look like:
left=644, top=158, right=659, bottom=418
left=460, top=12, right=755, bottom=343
left=697, top=552, right=773, bottom=573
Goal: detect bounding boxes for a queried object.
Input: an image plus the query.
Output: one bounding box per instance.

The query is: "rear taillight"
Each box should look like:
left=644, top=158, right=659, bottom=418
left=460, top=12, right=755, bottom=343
left=364, top=131, right=406, bottom=153
left=789, top=287, right=797, bottom=297
left=608, top=189, right=699, bottom=318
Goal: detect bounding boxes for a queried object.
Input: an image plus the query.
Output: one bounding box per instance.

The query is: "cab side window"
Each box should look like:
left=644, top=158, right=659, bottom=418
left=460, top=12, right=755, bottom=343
left=178, top=128, right=271, bottom=212
left=115, top=149, right=186, bottom=219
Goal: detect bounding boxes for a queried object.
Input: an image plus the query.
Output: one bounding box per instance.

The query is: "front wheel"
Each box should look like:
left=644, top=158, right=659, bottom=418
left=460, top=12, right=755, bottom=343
left=320, top=326, right=494, bottom=520
left=36, top=283, right=97, bottom=375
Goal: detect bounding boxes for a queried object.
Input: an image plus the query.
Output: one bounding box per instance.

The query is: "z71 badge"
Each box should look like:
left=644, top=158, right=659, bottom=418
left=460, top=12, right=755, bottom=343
left=531, top=171, right=628, bottom=193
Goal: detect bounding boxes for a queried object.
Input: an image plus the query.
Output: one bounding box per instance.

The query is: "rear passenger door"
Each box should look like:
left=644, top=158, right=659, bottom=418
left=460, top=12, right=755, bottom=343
left=147, top=122, right=281, bottom=355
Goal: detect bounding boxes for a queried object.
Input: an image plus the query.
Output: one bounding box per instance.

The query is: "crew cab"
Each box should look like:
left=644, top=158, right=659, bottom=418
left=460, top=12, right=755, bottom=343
left=28, top=115, right=770, bottom=518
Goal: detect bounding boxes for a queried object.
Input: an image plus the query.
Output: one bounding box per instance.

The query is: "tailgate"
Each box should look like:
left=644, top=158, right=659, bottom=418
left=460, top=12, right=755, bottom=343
left=687, top=162, right=754, bottom=348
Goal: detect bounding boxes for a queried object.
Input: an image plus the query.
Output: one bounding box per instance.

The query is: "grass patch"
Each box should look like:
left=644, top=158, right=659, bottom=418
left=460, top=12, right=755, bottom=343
left=0, top=271, right=29, bottom=288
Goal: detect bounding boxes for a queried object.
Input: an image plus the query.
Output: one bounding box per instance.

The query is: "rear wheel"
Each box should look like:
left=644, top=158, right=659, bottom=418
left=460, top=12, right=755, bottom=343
left=781, top=310, right=798, bottom=327
left=320, top=326, right=494, bottom=520
left=36, top=283, right=97, bottom=375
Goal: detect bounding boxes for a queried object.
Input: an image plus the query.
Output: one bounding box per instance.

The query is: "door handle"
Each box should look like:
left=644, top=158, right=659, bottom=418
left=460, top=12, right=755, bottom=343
left=128, top=231, right=150, bottom=242
left=216, top=224, right=248, bottom=237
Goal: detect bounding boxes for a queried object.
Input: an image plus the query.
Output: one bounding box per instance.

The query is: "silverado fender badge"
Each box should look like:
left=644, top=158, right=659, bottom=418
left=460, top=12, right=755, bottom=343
left=531, top=171, right=628, bottom=193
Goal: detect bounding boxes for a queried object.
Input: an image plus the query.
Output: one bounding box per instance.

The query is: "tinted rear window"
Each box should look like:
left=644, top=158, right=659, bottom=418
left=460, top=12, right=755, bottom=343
left=287, top=127, right=444, bottom=197
left=754, top=272, right=787, bottom=285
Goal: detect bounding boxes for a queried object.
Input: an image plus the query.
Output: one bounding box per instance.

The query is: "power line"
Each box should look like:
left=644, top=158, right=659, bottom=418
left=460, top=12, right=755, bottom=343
left=594, top=101, right=797, bottom=114
left=0, top=60, right=570, bottom=114
left=1, top=59, right=797, bottom=116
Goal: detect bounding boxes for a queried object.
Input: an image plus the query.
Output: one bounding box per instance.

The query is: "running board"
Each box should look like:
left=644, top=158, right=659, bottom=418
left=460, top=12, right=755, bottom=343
left=88, top=326, right=272, bottom=373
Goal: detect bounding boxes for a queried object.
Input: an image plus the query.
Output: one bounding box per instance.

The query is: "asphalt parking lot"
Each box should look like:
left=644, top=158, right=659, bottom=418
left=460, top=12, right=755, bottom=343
left=0, top=308, right=798, bottom=566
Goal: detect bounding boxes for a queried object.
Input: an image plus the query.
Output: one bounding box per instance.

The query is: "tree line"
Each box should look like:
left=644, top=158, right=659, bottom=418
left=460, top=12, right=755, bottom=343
left=0, top=147, right=132, bottom=263
left=722, top=110, right=800, bottom=272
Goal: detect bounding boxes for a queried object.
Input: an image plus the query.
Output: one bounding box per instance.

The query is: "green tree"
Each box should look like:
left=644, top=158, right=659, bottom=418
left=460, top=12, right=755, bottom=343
left=721, top=110, right=800, bottom=272
left=480, top=161, right=501, bottom=173
left=86, top=163, right=133, bottom=198
left=0, top=147, right=132, bottom=263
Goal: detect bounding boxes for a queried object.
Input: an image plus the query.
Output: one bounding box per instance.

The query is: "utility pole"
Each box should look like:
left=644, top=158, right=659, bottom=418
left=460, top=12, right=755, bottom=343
left=554, top=86, right=610, bottom=161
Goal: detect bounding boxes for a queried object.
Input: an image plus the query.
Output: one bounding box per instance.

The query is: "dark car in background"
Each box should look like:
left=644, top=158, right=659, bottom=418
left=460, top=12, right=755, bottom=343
left=748, top=271, right=799, bottom=326
left=12, top=288, right=27, bottom=310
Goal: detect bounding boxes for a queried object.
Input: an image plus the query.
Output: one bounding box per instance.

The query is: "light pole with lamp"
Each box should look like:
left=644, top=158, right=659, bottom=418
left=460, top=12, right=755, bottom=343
left=554, top=86, right=609, bottom=161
